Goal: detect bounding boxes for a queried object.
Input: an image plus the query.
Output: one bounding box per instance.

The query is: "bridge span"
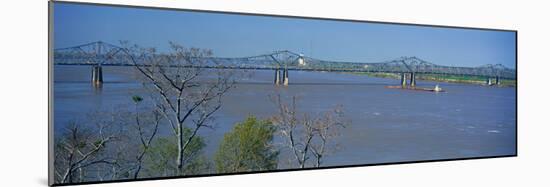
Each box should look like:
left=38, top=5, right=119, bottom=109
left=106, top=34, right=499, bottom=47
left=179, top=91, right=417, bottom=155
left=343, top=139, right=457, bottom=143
left=53, top=41, right=516, bottom=86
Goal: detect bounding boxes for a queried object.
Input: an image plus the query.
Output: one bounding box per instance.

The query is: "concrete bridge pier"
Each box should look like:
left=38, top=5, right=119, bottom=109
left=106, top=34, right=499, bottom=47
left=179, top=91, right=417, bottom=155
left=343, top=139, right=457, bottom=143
left=283, top=68, right=289, bottom=86
left=486, top=77, right=493, bottom=85
left=91, top=65, right=103, bottom=85
left=274, top=69, right=281, bottom=85
left=486, top=77, right=501, bottom=86
left=409, top=72, right=416, bottom=87
left=400, top=73, right=407, bottom=87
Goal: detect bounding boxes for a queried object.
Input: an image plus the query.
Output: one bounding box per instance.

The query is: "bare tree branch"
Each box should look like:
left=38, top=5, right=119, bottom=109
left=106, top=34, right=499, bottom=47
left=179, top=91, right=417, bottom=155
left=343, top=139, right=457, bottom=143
left=271, top=94, right=348, bottom=168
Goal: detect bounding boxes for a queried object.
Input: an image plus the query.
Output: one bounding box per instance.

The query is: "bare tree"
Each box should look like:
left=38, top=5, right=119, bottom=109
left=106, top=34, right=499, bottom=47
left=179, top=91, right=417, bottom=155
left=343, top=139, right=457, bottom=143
left=130, top=95, right=161, bottom=179
left=54, top=121, right=119, bottom=183
left=122, top=42, right=235, bottom=174
left=54, top=102, right=169, bottom=183
left=271, top=94, right=347, bottom=168
left=309, top=106, right=345, bottom=167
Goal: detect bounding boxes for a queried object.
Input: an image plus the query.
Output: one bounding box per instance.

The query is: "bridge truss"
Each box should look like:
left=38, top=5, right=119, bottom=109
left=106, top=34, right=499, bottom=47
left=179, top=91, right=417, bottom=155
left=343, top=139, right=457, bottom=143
left=53, top=41, right=516, bottom=79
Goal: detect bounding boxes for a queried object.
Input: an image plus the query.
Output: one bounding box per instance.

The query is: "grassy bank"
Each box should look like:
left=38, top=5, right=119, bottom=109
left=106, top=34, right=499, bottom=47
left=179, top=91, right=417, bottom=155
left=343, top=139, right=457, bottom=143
left=350, top=72, right=516, bottom=87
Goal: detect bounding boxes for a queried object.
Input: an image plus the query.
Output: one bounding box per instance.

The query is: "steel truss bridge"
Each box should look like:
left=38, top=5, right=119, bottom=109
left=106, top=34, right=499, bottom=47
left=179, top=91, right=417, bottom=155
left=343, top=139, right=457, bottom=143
left=53, top=41, right=516, bottom=86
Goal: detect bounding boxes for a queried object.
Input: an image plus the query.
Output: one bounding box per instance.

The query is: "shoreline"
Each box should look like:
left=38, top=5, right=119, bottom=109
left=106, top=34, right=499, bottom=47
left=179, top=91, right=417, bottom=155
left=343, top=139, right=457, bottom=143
left=347, top=72, right=516, bottom=87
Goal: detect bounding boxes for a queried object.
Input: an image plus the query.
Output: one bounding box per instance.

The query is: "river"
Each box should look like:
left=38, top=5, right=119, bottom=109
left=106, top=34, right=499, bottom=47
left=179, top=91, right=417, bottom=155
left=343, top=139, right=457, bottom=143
left=53, top=65, right=516, bottom=168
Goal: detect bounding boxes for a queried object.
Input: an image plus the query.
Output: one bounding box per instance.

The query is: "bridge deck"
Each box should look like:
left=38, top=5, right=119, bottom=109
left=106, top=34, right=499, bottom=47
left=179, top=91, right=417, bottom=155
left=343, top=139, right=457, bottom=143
left=53, top=41, right=516, bottom=79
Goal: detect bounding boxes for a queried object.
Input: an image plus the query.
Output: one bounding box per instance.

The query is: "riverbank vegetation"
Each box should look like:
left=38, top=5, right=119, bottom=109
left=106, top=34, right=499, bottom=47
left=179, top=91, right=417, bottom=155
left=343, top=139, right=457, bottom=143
left=54, top=98, right=349, bottom=183
left=53, top=43, right=351, bottom=184
left=215, top=116, right=278, bottom=173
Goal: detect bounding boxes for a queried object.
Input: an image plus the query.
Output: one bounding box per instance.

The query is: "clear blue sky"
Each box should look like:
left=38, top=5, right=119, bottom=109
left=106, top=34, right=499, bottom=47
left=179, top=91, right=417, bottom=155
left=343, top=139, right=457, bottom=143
left=54, top=3, right=516, bottom=68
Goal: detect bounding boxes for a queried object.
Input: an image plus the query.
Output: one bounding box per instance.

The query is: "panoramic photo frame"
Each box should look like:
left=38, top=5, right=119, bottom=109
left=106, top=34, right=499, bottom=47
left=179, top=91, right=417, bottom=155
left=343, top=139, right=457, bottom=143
left=49, top=1, right=517, bottom=186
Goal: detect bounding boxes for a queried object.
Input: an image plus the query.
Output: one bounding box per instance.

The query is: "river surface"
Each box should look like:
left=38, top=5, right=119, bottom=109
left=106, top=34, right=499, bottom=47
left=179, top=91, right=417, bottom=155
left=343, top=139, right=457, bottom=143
left=54, top=65, right=516, bottom=167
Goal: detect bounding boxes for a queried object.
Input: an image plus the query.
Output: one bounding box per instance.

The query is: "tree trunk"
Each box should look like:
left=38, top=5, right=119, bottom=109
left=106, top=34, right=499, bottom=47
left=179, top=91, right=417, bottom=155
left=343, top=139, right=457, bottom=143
left=177, top=122, right=185, bottom=174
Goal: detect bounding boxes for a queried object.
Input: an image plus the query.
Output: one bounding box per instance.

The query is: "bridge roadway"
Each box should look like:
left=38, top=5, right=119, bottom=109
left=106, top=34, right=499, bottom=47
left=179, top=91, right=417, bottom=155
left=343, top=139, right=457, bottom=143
left=53, top=41, right=516, bottom=86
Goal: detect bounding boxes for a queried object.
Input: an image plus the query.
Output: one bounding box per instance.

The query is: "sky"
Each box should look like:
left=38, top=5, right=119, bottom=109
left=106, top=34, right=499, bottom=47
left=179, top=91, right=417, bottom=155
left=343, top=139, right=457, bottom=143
left=53, top=3, right=516, bottom=68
